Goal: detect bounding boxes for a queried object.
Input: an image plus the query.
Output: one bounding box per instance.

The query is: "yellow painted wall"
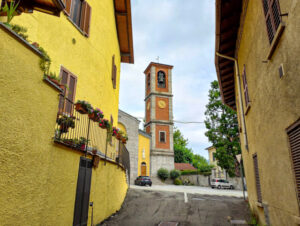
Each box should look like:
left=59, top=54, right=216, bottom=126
left=117, top=122, right=127, bottom=134
left=235, top=0, right=300, bottom=225
left=138, top=133, right=150, bottom=176
left=3, top=0, right=121, bottom=125
left=207, top=147, right=225, bottom=178
left=0, top=10, right=127, bottom=226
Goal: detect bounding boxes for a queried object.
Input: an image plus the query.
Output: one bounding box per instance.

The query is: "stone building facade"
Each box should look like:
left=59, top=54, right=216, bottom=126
left=118, top=110, right=140, bottom=184
left=144, top=62, right=175, bottom=177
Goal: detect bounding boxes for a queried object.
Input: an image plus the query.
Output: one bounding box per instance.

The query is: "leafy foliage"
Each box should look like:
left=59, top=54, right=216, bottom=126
left=170, top=170, right=181, bottom=179
left=204, top=81, right=241, bottom=177
left=174, top=178, right=182, bottom=185
left=180, top=170, right=211, bottom=176
left=157, top=168, right=169, bottom=181
left=1, top=0, right=19, bottom=24
left=173, top=127, right=213, bottom=174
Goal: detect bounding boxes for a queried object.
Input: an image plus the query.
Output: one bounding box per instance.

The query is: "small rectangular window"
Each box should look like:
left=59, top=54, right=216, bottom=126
left=58, top=67, right=77, bottom=116
left=111, top=55, right=117, bottom=89
left=159, top=131, right=166, bottom=143
left=262, top=0, right=281, bottom=44
left=253, top=153, right=262, bottom=203
left=287, top=118, right=300, bottom=203
left=242, top=65, right=250, bottom=107
left=147, top=74, right=151, bottom=90
left=66, top=0, right=91, bottom=36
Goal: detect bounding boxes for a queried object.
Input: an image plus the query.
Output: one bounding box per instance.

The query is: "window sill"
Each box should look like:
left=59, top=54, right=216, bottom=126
left=66, top=17, right=88, bottom=37
left=256, top=201, right=264, bottom=208
left=245, top=103, right=251, bottom=115
left=266, top=22, right=286, bottom=60
left=43, top=77, right=64, bottom=92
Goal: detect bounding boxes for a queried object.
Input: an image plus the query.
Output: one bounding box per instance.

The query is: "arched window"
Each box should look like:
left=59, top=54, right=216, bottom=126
left=157, top=71, right=166, bottom=88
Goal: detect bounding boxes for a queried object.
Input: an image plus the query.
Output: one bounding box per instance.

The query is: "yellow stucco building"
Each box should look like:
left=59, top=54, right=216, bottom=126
left=0, top=0, right=134, bottom=225
left=206, top=146, right=226, bottom=179
left=215, top=0, right=300, bottom=225
left=138, top=130, right=151, bottom=177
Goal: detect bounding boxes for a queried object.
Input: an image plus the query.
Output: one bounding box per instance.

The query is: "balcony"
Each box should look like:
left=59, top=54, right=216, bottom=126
left=53, top=95, right=130, bottom=177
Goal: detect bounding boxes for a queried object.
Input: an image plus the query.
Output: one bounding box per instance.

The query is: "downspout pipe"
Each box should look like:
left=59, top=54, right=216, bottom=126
left=216, top=52, right=249, bottom=151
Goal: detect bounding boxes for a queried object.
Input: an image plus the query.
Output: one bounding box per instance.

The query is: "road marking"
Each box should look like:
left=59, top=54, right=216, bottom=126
left=192, top=198, right=204, bottom=200
left=184, top=192, right=188, bottom=203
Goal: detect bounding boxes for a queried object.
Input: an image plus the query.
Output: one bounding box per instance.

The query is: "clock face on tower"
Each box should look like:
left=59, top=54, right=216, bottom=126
left=158, top=100, right=166, bottom=109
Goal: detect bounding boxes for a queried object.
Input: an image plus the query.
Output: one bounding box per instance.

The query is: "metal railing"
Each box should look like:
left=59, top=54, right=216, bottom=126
left=54, top=95, right=130, bottom=174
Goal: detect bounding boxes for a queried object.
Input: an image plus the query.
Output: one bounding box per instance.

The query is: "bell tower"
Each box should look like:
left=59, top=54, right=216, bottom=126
left=144, top=62, right=174, bottom=177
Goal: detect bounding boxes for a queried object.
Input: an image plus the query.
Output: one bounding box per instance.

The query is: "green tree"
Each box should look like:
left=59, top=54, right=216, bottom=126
left=192, top=154, right=214, bottom=173
left=204, top=80, right=241, bottom=177
left=173, top=128, right=193, bottom=163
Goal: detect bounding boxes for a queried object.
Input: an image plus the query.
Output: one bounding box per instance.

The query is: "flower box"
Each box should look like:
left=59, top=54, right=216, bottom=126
left=75, top=103, right=88, bottom=114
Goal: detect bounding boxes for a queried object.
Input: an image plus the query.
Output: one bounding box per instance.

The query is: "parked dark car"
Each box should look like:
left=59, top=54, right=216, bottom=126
left=134, top=176, right=152, bottom=186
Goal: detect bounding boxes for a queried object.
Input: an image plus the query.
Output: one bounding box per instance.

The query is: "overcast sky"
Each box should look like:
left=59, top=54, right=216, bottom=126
left=119, top=0, right=216, bottom=159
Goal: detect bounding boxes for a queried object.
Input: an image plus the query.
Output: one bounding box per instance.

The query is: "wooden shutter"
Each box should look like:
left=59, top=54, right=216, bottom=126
left=63, top=0, right=72, bottom=16
left=253, top=154, right=262, bottom=203
left=287, top=119, right=300, bottom=203
left=80, top=1, right=91, bottom=36
left=112, top=55, right=117, bottom=89
left=242, top=65, right=250, bottom=107
left=262, top=0, right=281, bottom=44
left=58, top=67, right=77, bottom=116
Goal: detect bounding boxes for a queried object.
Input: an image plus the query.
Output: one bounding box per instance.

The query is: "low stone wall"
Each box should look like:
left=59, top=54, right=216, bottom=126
left=179, top=175, right=244, bottom=190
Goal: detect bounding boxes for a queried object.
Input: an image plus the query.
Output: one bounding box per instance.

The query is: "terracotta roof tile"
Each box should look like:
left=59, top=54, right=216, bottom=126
left=174, top=163, right=197, bottom=171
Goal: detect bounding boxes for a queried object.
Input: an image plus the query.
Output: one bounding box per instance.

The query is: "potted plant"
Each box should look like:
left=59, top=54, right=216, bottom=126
left=62, top=138, right=75, bottom=147
left=45, top=72, right=63, bottom=87
left=117, top=130, right=124, bottom=141
left=99, top=118, right=110, bottom=129
left=56, top=115, right=75, bottom=133
left=121, top=134, right=128, bottom=144
left=88, top=107, right=104, bottom=122
left=75, top=100, right=93, bottom=114
left=112, top=127, right=119, bottom=137
left=76, top=137, right=89, bottom=151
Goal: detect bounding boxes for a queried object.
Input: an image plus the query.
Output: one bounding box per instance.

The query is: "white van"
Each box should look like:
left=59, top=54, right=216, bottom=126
left=211, top=178, right=234, bottom=189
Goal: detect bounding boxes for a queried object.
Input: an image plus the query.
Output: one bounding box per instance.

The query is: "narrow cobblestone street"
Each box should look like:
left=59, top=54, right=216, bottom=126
left=100, top=187, right=250, bottom=226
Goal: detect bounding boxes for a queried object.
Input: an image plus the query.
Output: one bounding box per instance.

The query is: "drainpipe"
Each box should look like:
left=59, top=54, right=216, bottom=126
left=216, top=52, right=249, bottom=151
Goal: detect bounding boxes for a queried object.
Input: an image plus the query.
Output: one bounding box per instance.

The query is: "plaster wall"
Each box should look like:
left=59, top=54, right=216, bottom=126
left=236, top=0, right=300, bottom=225
left=4, top=0, right=121, bottom=125
left=0, top=28, right=127, bottom=225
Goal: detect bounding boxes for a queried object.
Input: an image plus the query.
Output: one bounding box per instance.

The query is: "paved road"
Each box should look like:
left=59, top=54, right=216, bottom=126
left=100, top=186, right=250, bottom=226
left=131, top=185, right=247, bottom=198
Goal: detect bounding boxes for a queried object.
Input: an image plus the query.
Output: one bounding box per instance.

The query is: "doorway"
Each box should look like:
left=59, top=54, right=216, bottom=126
left=141, top=162, right=147, bottom=176
left=73, top=157, right=93, bottom=226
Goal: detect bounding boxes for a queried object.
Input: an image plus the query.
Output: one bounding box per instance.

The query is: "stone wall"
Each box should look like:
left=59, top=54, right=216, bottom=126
left=118, top=110, right=140, bottom=184
left=179, top=175, right=244, bottom=190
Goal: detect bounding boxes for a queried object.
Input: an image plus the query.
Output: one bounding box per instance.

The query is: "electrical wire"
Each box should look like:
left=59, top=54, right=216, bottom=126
left=134, top=116, right=205, bottom=124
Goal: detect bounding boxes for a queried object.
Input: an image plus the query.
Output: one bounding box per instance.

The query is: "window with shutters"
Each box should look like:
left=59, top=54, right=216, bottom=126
left=242, top=65, right=250, bottom=108
left=111, top=55, right=117, bottom=89
left=63, top=0, right=91, bottom=37
left=287, top=118, right=300, bottom=204
left=262, top=0, right=281, bottom=44
left=159, top=131, right=166, bottom=143
left=58, top=67, right=77, bottom=116
left=253, top=154, right=262, bottom=203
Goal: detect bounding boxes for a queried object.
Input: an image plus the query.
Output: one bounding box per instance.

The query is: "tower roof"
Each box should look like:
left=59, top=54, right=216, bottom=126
left=144, top=62, right=174, bottom=74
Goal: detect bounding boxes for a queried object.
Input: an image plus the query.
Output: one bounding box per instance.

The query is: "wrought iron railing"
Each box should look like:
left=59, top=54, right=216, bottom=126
left=54, top=95, right=129, bottom=174
left=119, top=143, right=130, bottom=183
